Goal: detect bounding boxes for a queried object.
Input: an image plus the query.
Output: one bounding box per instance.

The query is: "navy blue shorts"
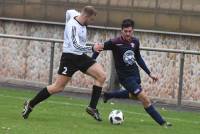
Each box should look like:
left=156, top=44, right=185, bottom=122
left=119, top=76, right=142, bottom=96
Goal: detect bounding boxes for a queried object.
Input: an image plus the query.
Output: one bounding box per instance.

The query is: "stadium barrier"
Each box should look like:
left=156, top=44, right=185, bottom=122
left=1, top=17, right=200, bottom=37
left=0, top=33, right=200, bottom=108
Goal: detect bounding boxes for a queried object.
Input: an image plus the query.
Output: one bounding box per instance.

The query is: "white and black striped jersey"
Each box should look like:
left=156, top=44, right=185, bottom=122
left=63, top=10, right=93, bottom=55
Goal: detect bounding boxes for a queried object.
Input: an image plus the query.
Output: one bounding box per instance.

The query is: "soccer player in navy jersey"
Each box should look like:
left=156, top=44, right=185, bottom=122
left=92, top=19, right=172, bottom=127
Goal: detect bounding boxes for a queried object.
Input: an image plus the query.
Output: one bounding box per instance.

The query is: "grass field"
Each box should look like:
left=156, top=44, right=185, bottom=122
left=0, top=87, right=200, bottom=134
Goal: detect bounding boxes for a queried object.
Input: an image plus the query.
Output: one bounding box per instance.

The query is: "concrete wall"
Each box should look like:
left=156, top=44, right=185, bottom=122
left=0, top=0, right=200, bottom=33
left=0, top=20, right=200, bottom=103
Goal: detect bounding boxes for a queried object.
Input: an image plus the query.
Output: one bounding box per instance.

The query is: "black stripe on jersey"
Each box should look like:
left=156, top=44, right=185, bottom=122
left=71, top=26, right=92, bottom=52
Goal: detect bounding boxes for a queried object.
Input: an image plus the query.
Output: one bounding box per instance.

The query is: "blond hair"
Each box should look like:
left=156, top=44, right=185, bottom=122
left=81, top=6, right=97, bottom=16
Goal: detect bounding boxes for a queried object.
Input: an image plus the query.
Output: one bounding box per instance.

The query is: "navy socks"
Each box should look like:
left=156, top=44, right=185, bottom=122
left=145, top=105, right=166, bottom=125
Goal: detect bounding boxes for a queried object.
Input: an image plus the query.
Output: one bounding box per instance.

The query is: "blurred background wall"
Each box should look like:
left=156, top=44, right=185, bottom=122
left=0, top=0, right=200, bottom=33
left=0, top=20, right=199, bottom=102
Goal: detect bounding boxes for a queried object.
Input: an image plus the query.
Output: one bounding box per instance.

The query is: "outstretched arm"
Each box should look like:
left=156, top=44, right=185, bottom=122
left=135, top=42, right=158, bottom=82
left=92, top=51, right=100, bottom=59
left=92, top=40, right=114, bottom=60
left=135, top=49, right=151, bottom=75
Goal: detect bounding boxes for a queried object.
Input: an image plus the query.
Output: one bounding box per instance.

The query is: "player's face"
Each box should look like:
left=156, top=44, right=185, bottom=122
left=85, top=15, right=96, bottom=25
left=121, top=27, right=134, bottom=42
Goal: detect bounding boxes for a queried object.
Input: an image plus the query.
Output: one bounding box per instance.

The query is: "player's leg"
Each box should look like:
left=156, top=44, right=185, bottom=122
left=30, top=75, right=71, bottom=107
left=84, top=62, right=106, bottom=121
left=103, top=90, right=130, bottom=103
left=22, top=53, right=74, bottom=119
left=137, top=90, right=172, bottom=127
left=86, top=63, right=106, bottom=107
left=77, top=54, right=106, bottom=121
left=103, top=77, right=138, bottom=103
left=22, top=75, right=71, bottom=119
left=119, top=76, right=170, bottom=126
left=31, top=74, right=70, bottom=108
left=110, top=76, right=142, bottom=100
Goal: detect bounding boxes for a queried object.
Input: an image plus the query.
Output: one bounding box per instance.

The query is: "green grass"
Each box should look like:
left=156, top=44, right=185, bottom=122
left=0, top=87, right=200, bottom=134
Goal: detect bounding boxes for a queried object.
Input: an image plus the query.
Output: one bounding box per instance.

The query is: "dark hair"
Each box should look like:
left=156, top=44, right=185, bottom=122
left=121, top=19, right=135, bottom=29
left=82, top=6, right=97, bottom=16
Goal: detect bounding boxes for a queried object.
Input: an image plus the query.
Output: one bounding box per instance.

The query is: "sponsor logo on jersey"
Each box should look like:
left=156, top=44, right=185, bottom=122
left=130, top=42, right=135, bottom=48
left=134, top=88, right=141, bottom=94
left=116, top=44, right=124, bottom=46
left=123, top=50, right=136, bottom=66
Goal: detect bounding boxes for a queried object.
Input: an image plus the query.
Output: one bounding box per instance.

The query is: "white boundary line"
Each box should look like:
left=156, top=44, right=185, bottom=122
left=0, top=94, right=199, bottom=125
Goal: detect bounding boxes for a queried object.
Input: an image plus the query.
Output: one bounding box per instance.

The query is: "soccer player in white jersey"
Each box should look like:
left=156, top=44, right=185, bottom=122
left=22, top=6, right=105, bottom=121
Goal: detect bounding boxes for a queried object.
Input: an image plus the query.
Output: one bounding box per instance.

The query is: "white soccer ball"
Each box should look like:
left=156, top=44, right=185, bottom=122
left=108, top=110, right=124, bottom=125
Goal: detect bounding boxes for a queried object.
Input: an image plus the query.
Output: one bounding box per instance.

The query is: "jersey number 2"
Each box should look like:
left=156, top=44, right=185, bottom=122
left=62, top=67, right=68, bottom=75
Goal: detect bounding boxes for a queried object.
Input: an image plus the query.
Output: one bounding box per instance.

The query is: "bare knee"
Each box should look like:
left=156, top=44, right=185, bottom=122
left=47, top=83, right=66, bottom=94
left=97, top=72, right=106, bottom=84
left=47, top=75, right=70, bottom=94
left=141, top=97, right=151, bottom=108
left=137, top=91, right=151, bottom=108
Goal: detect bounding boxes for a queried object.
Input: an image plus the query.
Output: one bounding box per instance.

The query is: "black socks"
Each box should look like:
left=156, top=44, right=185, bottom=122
left=29, top=87, right=51, bottom=108
left=89, top=85, right=102, bottom=109
left=30, top=85, right=102, bottom=110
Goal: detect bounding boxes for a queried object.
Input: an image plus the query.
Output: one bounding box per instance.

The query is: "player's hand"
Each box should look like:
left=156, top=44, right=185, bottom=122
left=149, top=73, right=158, bottom=82
left=93, top=43, right=104, bottom=53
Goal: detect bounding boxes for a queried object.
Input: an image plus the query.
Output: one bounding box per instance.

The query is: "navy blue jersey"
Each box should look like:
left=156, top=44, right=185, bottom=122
left=93, top=36, right=150, bottom=79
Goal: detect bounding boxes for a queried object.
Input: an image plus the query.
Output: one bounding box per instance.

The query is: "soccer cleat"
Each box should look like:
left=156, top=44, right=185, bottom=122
left=22, top=100, right=33, bottom=119
left=86, top=106, right=102, bottom=121
left=103, top=92, right=109, bottom=103
left=162, top=122, right=172, bottom=128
